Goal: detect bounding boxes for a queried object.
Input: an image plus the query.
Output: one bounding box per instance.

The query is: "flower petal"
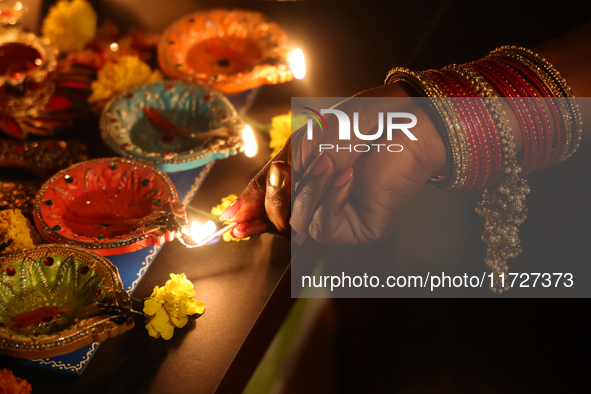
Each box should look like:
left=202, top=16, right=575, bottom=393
left=143, top=299, right=162, bottom=316
left=151, top=308, right=171, bottom=332
left=145, top=321, right=160, bottom=339
left=185, top=299, right=205, bottom=315
left=171, top=315, right=188, bottom=328
left=160, top=321, right=175, bottom=340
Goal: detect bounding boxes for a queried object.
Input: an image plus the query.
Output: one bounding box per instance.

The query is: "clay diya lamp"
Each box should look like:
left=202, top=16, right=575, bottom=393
left=0, top=244, right=135, bottom=359
left=101, top=80, right=245, bottom=172
left=33, top=158, right=189, bottom=256
left=158, top=8, right=295, bottom=96
left=0, top=139, right=89, bottom=217
left=0, top=30, right=58, bottom=118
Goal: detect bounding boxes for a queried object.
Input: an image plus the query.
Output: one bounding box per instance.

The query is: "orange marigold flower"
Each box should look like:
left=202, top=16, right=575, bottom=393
left=0, top=369, right=32, bottom=394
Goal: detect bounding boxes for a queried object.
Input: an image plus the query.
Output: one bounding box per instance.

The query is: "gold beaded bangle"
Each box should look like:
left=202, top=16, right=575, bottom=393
left=447, top=64, right=530, bottom=292
left=385, top=67, right=470, bottom=191
left=489, top=53, right=573, bottom=160
left=388, top=62, right=530, bottom=292
left=490, top=46, right=583, bottom=161
left=384, top=50, right=579, bottom=292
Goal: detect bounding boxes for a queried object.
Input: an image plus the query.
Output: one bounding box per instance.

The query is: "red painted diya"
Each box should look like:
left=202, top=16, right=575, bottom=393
left=158, top=8, right=294, bottom=96
left=0, top=30, right=58, bottom=118
left=33, top=158, right=188, bottom=256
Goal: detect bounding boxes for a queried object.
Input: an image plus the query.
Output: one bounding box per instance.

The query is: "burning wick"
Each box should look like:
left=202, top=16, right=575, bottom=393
left=242, top=125, right=258, bottom=157
left=190, top=220, right=217, bottom=244
left=177, top=220, right=237, bottom=248
left=289, top=48, right=305, bottom=80
left=195, top=222, right=238, bottom=247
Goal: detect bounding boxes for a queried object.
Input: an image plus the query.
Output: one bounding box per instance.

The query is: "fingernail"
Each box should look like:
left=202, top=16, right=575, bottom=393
left=231, top=222, right=249, bottom=237
left=332, top=167, right=354, bottom=187
left=220, top=197, right=243, bottom=221
left=269, top=162, right=285, bottom=189
left=309, top=152, right=330, bottom=176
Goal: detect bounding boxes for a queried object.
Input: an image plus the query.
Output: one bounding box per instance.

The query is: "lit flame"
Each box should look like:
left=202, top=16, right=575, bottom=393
left=190, top=220, right=217, bottom=244
left=289, top=48, right=305, bottom=80
left=110, top=43, right=119, bottom=52
left=242, top=125, right=258, bottom=158
left=14, top=2, right=24, bottom=11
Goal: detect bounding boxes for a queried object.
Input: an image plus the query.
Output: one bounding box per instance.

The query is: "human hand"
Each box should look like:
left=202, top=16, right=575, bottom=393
left=221, top=83, right=448, bottom=244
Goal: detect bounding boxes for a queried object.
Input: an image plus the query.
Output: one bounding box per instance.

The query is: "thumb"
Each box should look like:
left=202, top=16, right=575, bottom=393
left=220, top=135, right=291, bottom=223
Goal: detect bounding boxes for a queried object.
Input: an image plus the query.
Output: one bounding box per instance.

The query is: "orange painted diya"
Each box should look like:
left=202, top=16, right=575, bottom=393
left=34, top=158, right=188, bottom=256
left=158, top=8, right=294, bottom=96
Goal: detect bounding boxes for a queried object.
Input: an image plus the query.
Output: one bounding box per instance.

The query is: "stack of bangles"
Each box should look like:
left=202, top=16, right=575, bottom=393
left=385, top=46, right=583, bottom=292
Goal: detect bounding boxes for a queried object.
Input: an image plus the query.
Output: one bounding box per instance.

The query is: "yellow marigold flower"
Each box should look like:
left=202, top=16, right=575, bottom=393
left=211, top=194, right=238, bottom=217
left=144, top=273, right=205, bottom=340
left=211, top=194, right=249, bottom=242
left=0, top=209, right=40, bottom=256
left=269, top=111, right=307, bottom=158
left=88, top=55, right=163, bottom=112
left=0, top=369, right=32, bottom=394
left=41, top=0, right=97, bottom=53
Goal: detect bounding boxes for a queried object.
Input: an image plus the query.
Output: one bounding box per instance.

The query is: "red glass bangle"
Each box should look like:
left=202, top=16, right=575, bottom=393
left=441, top=68, right=501, bottom=187
left=482, top=59, right=553, bottom=173
left=478, top=60, right=543, bottom=174
left=486, top=56, right=566, bottom=167
left=469, top=63, right=535, bottom=174
left=425, top=70, right=479, bottom=191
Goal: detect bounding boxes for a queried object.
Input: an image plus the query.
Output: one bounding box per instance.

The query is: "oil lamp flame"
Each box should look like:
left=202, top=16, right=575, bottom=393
left=190, top=220, right=217, bottom=244
left=242, top=125, right=258, bottom=158
left=289, top=48, right=305, bottom=80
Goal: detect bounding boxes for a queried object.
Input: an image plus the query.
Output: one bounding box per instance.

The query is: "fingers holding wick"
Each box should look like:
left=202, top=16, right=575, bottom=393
left=219, top=160, right=293, bottom=239
left=218, top=149, right=355, bottom=242
left=265, top=161, right=292, bottom=234
left=229, top=161, right=292, bottom=239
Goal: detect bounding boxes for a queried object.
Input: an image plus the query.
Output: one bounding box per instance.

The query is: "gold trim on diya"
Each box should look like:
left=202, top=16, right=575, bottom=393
left=158, top=8, right=295, bottom=96
left=0, top=139, right=88, bottom=217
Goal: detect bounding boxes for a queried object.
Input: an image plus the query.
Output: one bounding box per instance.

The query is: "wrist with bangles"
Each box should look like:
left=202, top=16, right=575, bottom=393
left=385, top=46, right=582, bottom=292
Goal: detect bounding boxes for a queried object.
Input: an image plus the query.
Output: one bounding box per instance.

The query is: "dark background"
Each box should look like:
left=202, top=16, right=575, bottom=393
left=7, top=0, right=591, bottom=392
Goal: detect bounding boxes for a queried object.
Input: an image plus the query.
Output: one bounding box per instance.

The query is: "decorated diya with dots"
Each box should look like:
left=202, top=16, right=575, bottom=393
left=33, top=158, right=189, bottom=256
left=100, top=80, right=245, bottom=172
left=0, top=29, right=58, bottom=118
left=0, top=139, right=89, bottom=217
left=158, top=8, right=295, bottom=96
left=0, top=244, right=134, bottom=359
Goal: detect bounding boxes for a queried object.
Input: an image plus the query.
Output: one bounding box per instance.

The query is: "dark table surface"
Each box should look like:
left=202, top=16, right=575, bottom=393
left=0, top=128, right=293, bottom=394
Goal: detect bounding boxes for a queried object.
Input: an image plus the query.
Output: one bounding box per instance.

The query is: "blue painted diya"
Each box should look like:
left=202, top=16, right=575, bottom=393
left=100, top=80, right=245, bottom=172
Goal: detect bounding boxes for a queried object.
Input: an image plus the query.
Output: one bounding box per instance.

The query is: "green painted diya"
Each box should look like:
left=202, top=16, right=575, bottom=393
left=0, top=245, right=134, bottom=359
